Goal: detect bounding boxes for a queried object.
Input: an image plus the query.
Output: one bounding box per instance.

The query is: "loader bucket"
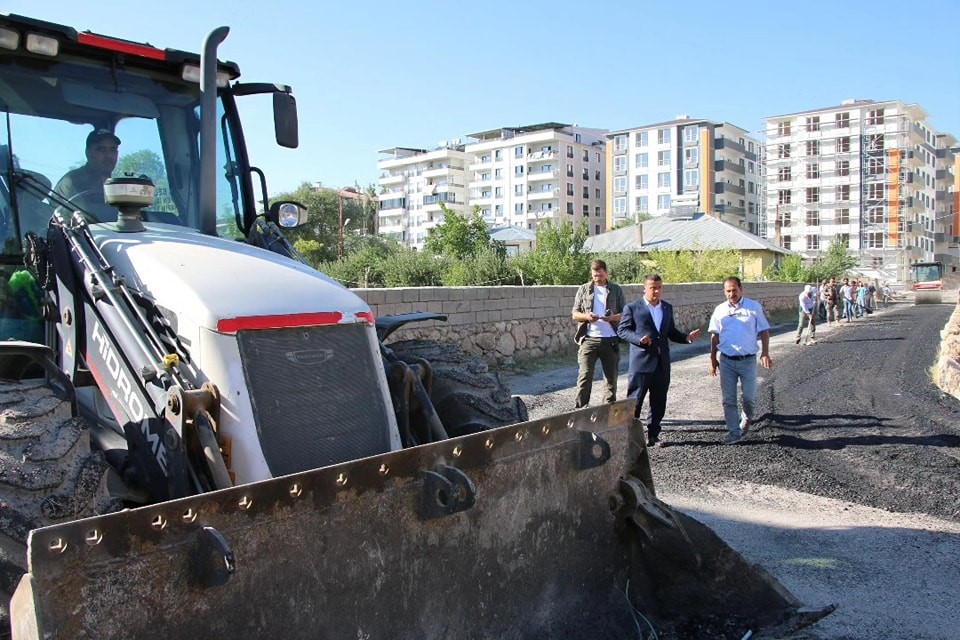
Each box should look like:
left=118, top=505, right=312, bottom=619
left=11, top=401, right=822, bottom=639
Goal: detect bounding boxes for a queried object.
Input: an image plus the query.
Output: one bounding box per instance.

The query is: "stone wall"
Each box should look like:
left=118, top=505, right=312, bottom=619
left=354, top=282, right=800, bottom=364
left=936, top=292, right=960, bottom=401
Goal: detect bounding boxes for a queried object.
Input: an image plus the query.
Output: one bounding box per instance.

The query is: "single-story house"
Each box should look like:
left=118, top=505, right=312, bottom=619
left=490, top=226, right=537, bottom=256
left=583, top=212, right=789, bottom=279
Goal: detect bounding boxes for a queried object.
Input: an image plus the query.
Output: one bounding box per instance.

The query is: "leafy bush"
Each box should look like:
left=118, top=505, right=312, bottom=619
left=443, top=245, right=518, bottom=286
left=381, top=249, right=448, bottom=287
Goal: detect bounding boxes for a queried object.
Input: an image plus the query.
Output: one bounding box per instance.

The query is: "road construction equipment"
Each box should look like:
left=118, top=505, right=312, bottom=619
left=0, top=13, right=830, bottom=639
left=911, top=261, right=945, bottom=304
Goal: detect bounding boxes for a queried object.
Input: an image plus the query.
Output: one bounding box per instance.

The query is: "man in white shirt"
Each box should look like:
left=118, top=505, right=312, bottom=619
left=571, top=260, right=625, bottom=408
left=796, top=285, right=818, bottom=345
left=708, top=277, right=772, bottom=444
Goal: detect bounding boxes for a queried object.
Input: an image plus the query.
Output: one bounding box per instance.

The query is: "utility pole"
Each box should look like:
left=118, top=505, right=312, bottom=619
left=337, top=193, right=344, bottom=260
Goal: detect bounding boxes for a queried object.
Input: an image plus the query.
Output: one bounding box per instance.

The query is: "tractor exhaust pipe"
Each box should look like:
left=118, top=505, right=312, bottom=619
left=199, top=27, right=229, bottom=236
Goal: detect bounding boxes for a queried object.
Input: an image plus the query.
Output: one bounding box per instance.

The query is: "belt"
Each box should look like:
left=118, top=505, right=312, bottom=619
left=722, top=353, right=756, bottom=361
left=585, top=336, right=618, bottom=341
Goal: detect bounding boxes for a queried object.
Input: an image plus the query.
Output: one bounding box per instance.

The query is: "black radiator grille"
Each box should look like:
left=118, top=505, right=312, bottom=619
left=236, top=324, right=392, bottom=476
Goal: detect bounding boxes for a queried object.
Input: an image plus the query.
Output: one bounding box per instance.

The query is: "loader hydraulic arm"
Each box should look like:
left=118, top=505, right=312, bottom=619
left=36, top=210, right=228, bottom=500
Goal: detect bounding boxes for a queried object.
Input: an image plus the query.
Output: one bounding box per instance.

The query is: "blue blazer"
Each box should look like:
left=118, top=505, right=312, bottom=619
left=617, top=299, right=689, bottom=374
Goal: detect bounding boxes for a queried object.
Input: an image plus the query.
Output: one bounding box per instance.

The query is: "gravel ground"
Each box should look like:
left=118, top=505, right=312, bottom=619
left=505, top=294, right=960, bottom=640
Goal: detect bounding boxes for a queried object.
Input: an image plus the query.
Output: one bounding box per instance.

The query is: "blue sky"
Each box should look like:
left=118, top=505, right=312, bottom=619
left=7, top=0, right=959, bottom=196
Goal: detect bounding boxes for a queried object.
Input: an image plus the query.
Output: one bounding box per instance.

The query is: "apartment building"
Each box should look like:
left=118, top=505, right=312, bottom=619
left=377, top=123, right=607, bottom=249
left=606, top=117, right=761, bottom=233
left=464, top=123, right=607, bottom=235
left=764, top=99, right=957, bottom=278
left=377, top=144, right=472, bottom=248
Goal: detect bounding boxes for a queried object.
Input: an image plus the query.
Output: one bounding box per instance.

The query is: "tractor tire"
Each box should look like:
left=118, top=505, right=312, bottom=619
left=0, top=379, right=120, bottom=636
left=388, top=339, right=528, bottom=437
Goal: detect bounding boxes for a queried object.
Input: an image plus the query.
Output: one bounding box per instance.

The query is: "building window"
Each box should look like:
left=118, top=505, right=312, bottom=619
left=806, top=116, right=820, bottom=132
left=838, top=233, right=849, bottom=244
left=494, top=205, right=503, bottom=216
left=514, top=203, right=524, bottom=213
left=806, top=210, right=820, bottom=225
left=748, top=182, right=755, bottom=194
left=636, top=175, right=648, bottom=189
left=807, top=235, right=820, bottom=250
left=613, top=197, right=627, bottom=215
left=835, top=185, right=850, bottom=201
left=867, top=157, right=885, bottom=175
left=567, top=202, right=574, bottom=215
left=567, top=183, right=574, bottom=196
left=658, top=172, right=671, bottom=188
left=613, top=156, right=626, bottom=172
left=636, top=131, right=648, bottom=147
left=778, top=166, right=792, bottom=182
left=583, top=149, right=590, bottom=162
left=782, top=235, right=792, bottom=249
left=614, top=135, right=627, bottom=152
left=515, top=166, right=524, bottom=176
left=866, top=133, right=884, bottom=151
left=494, top=168, right=502, bottom=179
left=515, top=185, right=524, bottom=196
left=684, top=147, right=699, bottom=164
left=837, top=160, right=850, bottom=177
left=657, top=194, right=671, bottom=210
left=684, top=169, right=698, bottom=188
left=636, top=152, right=648, bottom=168
left=806, top=140, right=820, bottom=156
left=778, top=144, right=791, bottom=159
left=866, top=183, right=885, bottom=199
left=806, top=163, right=820, bottom=179
left=583, top=204, right=589, bottom=216
left=595, top=188, right=601, bottom=199
left=514, top=146, right=524, bottom=158
left=867, top=232, right=884, bottom=248
left=582, top=168, right=590, bottom=180
left=495, top=187, right=503, bottom=198
left=566, top=164, right=574, bottom=177
left=836, top=112, right=850, bottom=129
left=591, top=183, right=601, bottom=197
left=636, top=195, right=648, bottom=213
left=778, top=189, right=792, bottom=204
left=683, top=126, right=698, bottom=143
left=866, top=109, right=885, bottom=125
left=595, top=206, right=601, bottom=217
left=867, top=207, right=884, bottom=224
left=494, top=149, right=503, bottom=161
left=658, top=129, right=671, bottom=144
left=595, top=170, right=601, bottom=180
left=748, top=160, right=754, bottom=173
left=837, top=208, right=850, bottom=224
left=567, top=145, right=574, bottom=158
left=777, top=121, right=791, bottom=136
left=837, top=137, right=850, bottom=153
left=658, top=150, right=671, bottom=166
left=806, top=187, right=819, bottom=203
left=782, top=211, right=792, bottom=227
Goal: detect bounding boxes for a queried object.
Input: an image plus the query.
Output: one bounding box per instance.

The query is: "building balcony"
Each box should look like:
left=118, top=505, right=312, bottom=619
left=527, top=188, right=560, bottom=201
left=468, top=179, right=494, bottom=190
left=716, top=182, right=745, bottom=196
left=422, top=165, right=463, bottom=179
left=468, top=159, right=494, bottom=171
left=527, top=169, right=559, bottom=181
left=715, top=159, right=745, bottom=175
left=379, top=173, right=404, bottom=186
left=526, top=150, right=557, bottom=162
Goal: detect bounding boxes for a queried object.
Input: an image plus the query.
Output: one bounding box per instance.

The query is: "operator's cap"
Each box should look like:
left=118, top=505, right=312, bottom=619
left=86, top=128, right=121, bottom=149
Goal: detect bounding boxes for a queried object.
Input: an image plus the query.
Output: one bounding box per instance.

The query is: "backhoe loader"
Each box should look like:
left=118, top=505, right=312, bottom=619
left=0, top=13, right=831, bottom=639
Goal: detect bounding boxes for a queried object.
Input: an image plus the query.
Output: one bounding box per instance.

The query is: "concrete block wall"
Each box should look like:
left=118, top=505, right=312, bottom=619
left=355, top=282, right=800, bottom=363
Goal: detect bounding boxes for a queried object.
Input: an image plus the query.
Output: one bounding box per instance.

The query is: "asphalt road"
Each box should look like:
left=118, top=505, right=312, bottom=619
left=506, top=296, right=960, bottom=640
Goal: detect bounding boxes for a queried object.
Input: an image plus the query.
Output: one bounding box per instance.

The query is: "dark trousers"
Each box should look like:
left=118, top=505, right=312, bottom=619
left=626, top=362, right=670, bottom=441
left=574, top=338, right=620, bottom=408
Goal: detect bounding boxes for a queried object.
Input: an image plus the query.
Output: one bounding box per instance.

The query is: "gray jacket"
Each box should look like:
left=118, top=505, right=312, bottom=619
left=572, top=280, right=625, bottom=344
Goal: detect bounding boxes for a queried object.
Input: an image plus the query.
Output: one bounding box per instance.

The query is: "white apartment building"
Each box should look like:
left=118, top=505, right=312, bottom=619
left=607, top=117, right=762, bottom=233
left=377, top=124, right=607, bottom=249
left=764, top=99, right=957, bottom=279
left=465, top=123, right=607, bottom=236
left=377, top=144, right=472, bottom=248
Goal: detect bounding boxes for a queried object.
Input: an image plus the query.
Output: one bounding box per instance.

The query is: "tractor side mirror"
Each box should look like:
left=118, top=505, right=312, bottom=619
left=268, top=201, right=308, bottom=228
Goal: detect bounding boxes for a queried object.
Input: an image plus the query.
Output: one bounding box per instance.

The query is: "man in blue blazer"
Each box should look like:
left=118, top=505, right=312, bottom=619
left=618, top=274, right=701, bottom=447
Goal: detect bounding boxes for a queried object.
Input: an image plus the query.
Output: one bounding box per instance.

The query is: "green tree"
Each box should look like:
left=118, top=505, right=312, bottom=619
left=642, top=246, right=742, bottom=283
left=270, top=183, right=368, bottom=265
left=763, top=253, right=808, bottom=282
left=513, top=220, right=590, bottom=285
left=806, top=238, right=857, bottom=282
left=424, top=204, right=500, bottom=260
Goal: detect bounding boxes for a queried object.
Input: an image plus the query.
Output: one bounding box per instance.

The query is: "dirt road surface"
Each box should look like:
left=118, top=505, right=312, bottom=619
left=506, top=295, right=960, bottom=640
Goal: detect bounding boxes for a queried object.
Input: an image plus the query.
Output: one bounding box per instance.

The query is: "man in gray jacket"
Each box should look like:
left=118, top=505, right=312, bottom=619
left=571, top=259, right=624, bottom=408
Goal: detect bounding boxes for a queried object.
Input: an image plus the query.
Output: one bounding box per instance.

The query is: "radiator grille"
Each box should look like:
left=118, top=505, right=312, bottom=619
left=237, top=324, right=392, bottom=476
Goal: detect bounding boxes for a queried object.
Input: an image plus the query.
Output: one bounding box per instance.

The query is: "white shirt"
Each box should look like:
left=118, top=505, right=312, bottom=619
left=587, top=284, right=617, bottom=338
left=645, top=299, right=663, bottom=332
left=708, top=297, right=770, bottom=357
left=798, top=291, right=815, bottom=314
